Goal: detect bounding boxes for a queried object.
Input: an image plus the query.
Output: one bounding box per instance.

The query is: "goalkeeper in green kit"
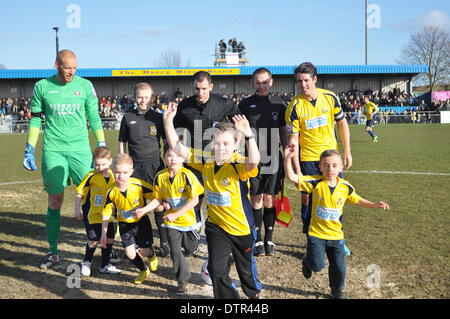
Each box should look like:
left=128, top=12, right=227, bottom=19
left=23, top=50, right=106, bottom=269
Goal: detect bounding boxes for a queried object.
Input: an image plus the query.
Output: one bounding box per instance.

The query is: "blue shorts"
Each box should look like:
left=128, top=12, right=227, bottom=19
left=304, top=235, right=346, bottom=291
left=366, top=120, right=374, bottom=127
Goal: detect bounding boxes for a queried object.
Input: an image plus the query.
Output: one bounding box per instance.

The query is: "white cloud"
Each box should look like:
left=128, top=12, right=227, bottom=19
left=392, top=10, right=450, bottom=32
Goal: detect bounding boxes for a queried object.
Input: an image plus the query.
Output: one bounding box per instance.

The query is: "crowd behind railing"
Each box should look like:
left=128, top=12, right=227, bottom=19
left=1, top=87, right=449, bottom=133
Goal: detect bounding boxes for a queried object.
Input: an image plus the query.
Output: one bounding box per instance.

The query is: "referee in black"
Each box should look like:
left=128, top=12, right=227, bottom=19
left=173, top=71, right=241, bottom=245
left=118, top=82, right=170, bottom=257
left=173, top=71, right=241, bottom=151
left=238, top=68, right=289, bottom=256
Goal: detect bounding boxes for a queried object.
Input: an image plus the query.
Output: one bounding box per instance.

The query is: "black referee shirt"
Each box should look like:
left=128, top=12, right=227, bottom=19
left=238, top=94, right=286, bottom=159
left=118, top=109, right=165, bottom=163
left=174, top=94, right=240, bottom=149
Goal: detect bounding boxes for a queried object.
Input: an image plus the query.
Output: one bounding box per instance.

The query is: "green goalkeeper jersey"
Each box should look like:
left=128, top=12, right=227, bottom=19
left=30, top=75, right=103, bottom=152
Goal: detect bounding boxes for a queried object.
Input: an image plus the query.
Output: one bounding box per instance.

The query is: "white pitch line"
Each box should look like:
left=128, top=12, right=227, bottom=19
left=0, top=180, right=42, bottom=186
left=0, top=171, right=449, bottom=186
left=344, top=170, right=450, bottom=176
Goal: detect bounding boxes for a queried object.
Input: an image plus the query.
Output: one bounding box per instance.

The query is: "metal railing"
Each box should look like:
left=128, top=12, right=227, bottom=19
left=0, top=111, right=444, bottom=134
left=0, top=117, right=120, bottom=133
left=345, top=111, right=441, bottom=124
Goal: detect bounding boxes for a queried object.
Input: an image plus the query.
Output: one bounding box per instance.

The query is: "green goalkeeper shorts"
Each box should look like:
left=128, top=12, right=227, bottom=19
left=42, top=150, right=93, bottom=194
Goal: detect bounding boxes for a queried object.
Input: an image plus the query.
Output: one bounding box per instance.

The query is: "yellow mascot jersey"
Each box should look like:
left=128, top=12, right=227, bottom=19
left=298, top=175, right=362, bottom=240
left=76, top=169, right=116, bottom=224
left=187, top=148, right=257, bottom=236
left=102, top=177, right=154, bottom=223
left=153, top=166, right=204, bottom=231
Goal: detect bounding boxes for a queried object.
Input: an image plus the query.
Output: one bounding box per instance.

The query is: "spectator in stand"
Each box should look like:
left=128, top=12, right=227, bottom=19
left=442, top=99, right=450, bottom=111
left=5, top=97, right=13, bottom=115
left=218, top=40, right=227, bottom=58
left=0, top=102, right=5, bottom=124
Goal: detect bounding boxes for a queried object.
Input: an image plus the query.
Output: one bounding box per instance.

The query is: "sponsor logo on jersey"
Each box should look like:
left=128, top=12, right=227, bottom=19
left=166, top=197, right=188, bottom=210
left=119, top=208, right=137, bottom=220
left=305, top=115, right=328, bottom=130
left=130, top=121, right=137, bottom=125
left=249, top=104, right=258, bottom=109
left=315, top=205, right=340, bottom=221
left=206, top=190, right=231, bottom=207
left=49, top=103, right=81, bottom=115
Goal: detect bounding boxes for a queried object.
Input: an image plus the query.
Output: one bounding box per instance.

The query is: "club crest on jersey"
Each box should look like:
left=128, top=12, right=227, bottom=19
left=134, top=198, right=139, bottom=205
left=220, top=178, right=230, bottom=186
left=272, top=112, right=278, bottom=121
left=74, top=91, right=81, bottom=96
left=249, top=104, right=258, bottom=109
left=322, top=107, right=329, bottom=114
left=178, top=187, right=185, bottom=193
left=149, top=125, right=157, bottom=136
left=337, top=198, right=343, bottom=205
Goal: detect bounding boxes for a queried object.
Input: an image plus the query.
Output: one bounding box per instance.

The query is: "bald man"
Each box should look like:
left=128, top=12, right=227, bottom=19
left=23, top=50, right=106, bottom=269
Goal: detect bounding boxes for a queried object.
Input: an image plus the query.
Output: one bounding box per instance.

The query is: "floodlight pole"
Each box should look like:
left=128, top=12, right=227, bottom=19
left=53, top=27, right=59, bottom=57
left=365, top=0, right=368, bottom=65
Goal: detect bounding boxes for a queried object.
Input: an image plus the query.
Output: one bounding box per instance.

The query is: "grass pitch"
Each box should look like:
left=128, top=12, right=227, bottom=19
left=0, top=124, right=449, bottom=299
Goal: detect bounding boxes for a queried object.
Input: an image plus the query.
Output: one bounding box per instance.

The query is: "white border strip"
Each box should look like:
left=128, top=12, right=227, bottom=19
left=0, top=180, right=42, bottom=186
left=345, top=170, right=450, bottom=176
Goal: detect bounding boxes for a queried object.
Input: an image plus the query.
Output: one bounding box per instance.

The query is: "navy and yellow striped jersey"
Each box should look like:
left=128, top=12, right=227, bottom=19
left=153, top=166, right=204, bottom=231
left=297, top=175, right=362, bottom=240
left=102, top=177, right=154, bottom=223
left=286, top=88, right=345, bottom=161
left=187, top=148, right=258, bottom=236
left=76, top=169, right=115, bottom=224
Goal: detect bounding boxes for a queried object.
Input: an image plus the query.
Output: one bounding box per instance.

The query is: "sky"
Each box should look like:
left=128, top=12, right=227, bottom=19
left=1, top=0, right=449, bottom=70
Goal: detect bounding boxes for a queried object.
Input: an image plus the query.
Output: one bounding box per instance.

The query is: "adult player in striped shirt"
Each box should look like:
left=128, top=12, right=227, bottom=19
left=23, top=50, right=106, bottom=269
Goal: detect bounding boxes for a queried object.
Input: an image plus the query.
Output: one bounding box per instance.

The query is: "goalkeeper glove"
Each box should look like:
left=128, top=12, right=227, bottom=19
left=23, top=143, right=37, bottom=171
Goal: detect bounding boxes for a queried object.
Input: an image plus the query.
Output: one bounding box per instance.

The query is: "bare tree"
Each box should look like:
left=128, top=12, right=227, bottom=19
left=398, top=26, right=450, bottom=96
left=153, top=49, right=190, bottom=68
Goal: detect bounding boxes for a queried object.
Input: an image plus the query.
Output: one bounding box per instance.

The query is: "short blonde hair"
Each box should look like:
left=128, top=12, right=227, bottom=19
left=134, top=82, right=153, bottom=96
left=112, top=153, right=134, bottom=169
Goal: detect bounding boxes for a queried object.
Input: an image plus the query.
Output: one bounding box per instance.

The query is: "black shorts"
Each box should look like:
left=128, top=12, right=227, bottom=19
left=250, top=165, right=284, bottom=195
left=84, top=220, right=116, bottom=242
left=119, top=215, right=153, bottom=249
left=366, top=120, right=374, bottom=127
left=132, top=158, right=165, bottom=185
